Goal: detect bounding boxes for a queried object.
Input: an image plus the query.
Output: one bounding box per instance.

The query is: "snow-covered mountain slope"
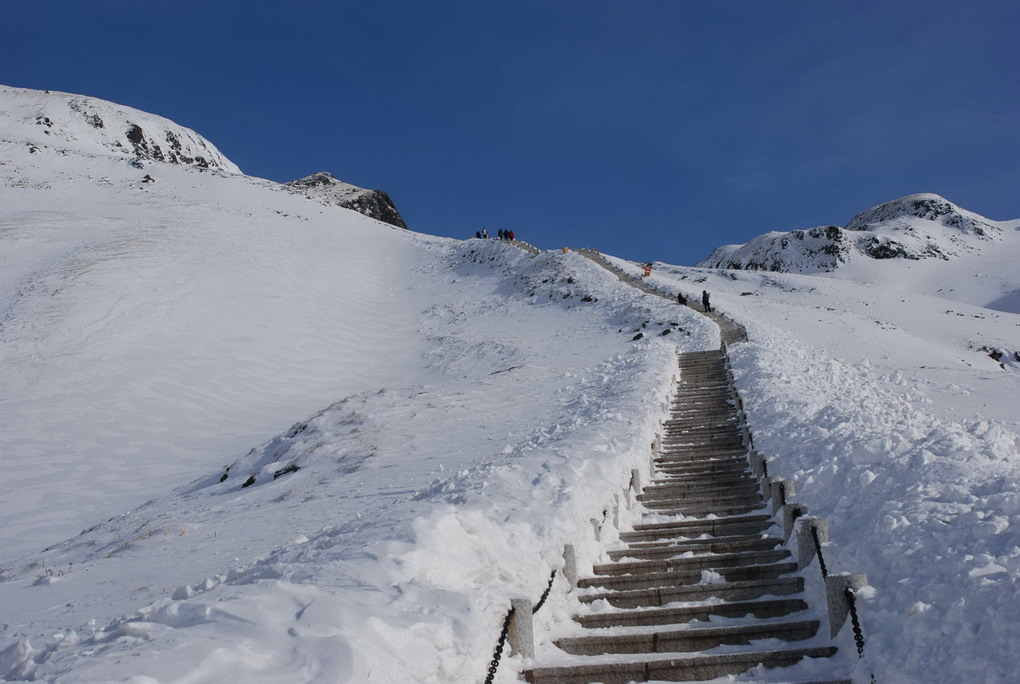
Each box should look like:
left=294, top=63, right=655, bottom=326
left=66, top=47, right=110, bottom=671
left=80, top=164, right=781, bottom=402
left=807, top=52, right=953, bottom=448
left=0, top=125, right=716, bottom=682
left=284, top=171, right=408, bottom=228
left=0, top=85, right=240, bottom=172
left=698, top=194, right=1020, bottom=313
left=2, top=86, right=1019, bottom=683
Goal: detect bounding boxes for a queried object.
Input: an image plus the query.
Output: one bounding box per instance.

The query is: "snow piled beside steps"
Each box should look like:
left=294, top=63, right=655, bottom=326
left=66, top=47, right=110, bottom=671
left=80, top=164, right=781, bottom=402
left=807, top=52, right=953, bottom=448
left=0, top=227, right=716, bottom=681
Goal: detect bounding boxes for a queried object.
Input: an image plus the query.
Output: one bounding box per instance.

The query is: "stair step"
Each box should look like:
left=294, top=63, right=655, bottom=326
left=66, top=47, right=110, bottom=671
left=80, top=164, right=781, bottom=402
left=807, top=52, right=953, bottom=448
left=575, top=598, right=809, bottom=628
left=523, top=646, right=838, bottom=683
left=654, top=456, right=748, bottom=468
left=621, top=522, right=773, bottom=543
left=641, top=481, right=758, bottom=497
left=581, top=562, right=798, bottom=590
left=605, top=547, right=790, bottom=567
left=640, top=493, right=763, bottom=509
left=579, top=575, right=804, bottom=609
left=632, top=513, right=771, bottom=531
left=555, top=619, right=820, bottom=655
left=619, top=535, right=780, bottom=554
left=640, top=502, right=766, bottom=517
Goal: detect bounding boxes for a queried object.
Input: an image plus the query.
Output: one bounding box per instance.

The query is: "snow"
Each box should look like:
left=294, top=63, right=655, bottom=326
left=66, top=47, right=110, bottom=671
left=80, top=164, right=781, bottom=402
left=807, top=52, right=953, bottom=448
left=2, top=85, right=1019, bottom=682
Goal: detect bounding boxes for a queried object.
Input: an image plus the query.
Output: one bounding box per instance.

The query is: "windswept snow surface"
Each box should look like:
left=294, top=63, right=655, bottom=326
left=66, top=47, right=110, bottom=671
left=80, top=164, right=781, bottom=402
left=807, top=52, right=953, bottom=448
left=613, top=256, right=1020, bottom=683
left=0, top=136, right=717, bottom=681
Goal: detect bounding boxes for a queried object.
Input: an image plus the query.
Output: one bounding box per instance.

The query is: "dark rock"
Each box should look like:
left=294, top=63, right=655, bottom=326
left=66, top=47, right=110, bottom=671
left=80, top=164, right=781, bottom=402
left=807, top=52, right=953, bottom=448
left=273, top=464, right=300, bottom=480
left=284, top=172, right=407, bottom=229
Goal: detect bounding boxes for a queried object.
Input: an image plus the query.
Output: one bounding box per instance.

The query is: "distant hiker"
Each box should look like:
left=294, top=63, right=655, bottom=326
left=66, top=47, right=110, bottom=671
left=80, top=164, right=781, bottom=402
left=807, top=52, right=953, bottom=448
left=498, top=228, right=505, bottom=240
left=476, top=231, right=482, bottom=239
left=482, top=228, right=489, bottom=239
left=677, top=292, right=687, bottom=305
left=642, top=263, right=652, bottom=277
left=508, top=230, right=515, bottom=241
left=702, top=290, right=712, bottom=312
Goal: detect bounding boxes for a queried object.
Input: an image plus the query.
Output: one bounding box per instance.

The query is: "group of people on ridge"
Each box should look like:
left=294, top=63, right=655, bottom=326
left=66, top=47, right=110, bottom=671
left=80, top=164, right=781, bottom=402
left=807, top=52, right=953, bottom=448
left=474, top=229, right=516, bottom=241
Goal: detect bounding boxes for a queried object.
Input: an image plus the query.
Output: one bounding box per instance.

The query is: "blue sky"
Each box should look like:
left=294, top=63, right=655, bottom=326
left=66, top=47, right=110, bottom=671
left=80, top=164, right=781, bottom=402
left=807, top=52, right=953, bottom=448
left=4, top=1, right=1018, bottom=264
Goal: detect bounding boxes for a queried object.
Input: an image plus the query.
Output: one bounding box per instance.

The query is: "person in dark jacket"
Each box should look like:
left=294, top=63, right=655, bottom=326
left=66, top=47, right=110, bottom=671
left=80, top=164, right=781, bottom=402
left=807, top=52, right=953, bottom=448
left=497, top=228, right=504, bottom=240
left=702, top=290, right=711, bottom=312
left=677, top=292, right=687, bottom=305
left=476, top=231, right=482, bottom=239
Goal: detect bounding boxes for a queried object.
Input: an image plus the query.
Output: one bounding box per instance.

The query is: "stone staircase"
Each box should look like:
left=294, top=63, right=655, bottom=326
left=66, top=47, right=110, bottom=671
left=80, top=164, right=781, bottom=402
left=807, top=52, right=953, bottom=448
left=523, top=349, right=845, bottom=683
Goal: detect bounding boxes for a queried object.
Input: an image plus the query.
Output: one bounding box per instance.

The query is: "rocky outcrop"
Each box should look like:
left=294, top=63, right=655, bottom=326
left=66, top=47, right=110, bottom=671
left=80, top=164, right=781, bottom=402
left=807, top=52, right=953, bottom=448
left=698, top=194, right=1002, bottom=273
left=0, top=85, right=240, bottom=172
left=283, top=172, right=407, bottom=229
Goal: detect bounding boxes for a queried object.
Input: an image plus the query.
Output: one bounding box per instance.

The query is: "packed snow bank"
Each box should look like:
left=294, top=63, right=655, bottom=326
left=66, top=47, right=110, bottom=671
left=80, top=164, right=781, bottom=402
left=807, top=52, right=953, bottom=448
left=619, top=259, right=1020, bottom=683
left=0, top=151, right=717, bottom=682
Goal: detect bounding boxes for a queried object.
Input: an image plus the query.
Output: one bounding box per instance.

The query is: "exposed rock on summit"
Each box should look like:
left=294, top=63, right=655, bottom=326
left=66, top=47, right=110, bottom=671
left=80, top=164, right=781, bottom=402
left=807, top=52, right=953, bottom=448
left=698, top=194, right=1001, bottom=274
left=283, top=172, right=407, bottom=229
left=0, top=85, right=240, bottom=172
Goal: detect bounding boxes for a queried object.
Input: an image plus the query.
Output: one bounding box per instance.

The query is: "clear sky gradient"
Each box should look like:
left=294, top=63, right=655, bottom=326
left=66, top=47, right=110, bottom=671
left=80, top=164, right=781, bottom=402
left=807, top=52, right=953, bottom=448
left=4, top=1, right=1017, bottom=264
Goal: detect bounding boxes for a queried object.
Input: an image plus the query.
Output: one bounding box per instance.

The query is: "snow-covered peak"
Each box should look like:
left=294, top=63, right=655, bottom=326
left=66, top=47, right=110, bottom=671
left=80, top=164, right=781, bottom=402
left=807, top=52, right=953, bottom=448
left=845, top=193, right=997, bottom=237
left=697, top=194, right=1012, bottom=275
left=0, top=85, right=240, bottom=172
left=283, top=171, right=407, bottom=228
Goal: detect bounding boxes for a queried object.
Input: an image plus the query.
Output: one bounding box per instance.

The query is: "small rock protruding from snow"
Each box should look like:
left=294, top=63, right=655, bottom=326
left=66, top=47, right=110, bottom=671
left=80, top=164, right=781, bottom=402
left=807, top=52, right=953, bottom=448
left=283, top=172, right=408, bottom=229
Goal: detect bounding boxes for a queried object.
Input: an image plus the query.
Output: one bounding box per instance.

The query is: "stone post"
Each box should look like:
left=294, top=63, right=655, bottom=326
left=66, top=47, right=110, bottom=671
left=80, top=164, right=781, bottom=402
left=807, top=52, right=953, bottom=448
left=771, top=478, right=794, bottom=514
left=562, top=544, right=578, bottom=590
left=508, top=598, right=535, bottom=658
left=795, top=517, right=829, bottom=570
left=630, top=468, right=642, bottom=495
left=782, top=503, right=808, bottom=541
left=749, top=452, right=766, bottom=479
left=825, top=573, right=868, bottom=638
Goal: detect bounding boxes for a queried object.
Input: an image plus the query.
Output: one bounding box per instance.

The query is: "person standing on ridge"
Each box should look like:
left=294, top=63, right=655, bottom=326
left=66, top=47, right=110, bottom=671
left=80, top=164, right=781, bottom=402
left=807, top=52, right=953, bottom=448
left=702, top=290, right=711, bottom=312
left=508, top=230, right=515, bottom=241
left=677, top=292, right=687, bottom=305
left=498, top=228, right=504, bottom=240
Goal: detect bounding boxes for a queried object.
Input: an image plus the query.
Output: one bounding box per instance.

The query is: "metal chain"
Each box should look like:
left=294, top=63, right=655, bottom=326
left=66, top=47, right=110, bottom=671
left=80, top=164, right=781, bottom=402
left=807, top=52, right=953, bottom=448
left=482, top=568, right=557, bottom=683
left=483, top=607, right=514, bottom=684
left=810, top=525, right=829, bottom=578
left=533, top=569, right=557, bottom=614
left=846, top=588, right=866, bottom=658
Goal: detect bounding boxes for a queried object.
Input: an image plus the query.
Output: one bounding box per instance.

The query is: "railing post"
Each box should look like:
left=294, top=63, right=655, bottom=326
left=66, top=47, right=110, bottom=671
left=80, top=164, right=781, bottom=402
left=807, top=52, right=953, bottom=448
left=749, top=451, right=766, bottom=479
left=508, top=598, right=535, bottom=658
left=782, top=502, right=808, bottom=541
left=740, top=424, right=753, bottom=449
left=796, top=516, right=829, bottom=570
left=825, top=573, right=868, bottom=638
left=562, top=544, right=578, bottom=590
left=771, top=478, right=794, bottom=514
left=630, top=468, right=642, bottom=495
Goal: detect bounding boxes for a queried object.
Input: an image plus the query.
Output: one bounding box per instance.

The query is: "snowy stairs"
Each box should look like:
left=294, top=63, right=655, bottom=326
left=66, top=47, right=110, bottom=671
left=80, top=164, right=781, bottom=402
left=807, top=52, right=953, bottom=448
left=524, top=350, right=844, bottom=684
